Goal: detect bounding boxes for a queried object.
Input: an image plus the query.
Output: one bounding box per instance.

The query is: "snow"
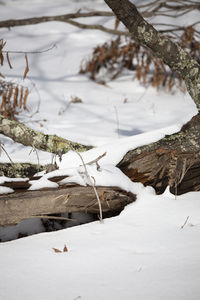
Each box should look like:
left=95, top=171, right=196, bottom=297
left=0, top=0, right=200, bottom=299
left=28, top=177, right=59, bottom=190
left=0, top=186, right=14, bottom=194
left=1, top=189, right=200, bottom=300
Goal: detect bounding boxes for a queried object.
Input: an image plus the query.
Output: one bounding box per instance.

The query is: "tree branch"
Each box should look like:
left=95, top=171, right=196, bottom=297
left=104, top=0, right=200, bottom=111
left=0, top=115, right=92, bottom=154
left=0, top=2, right=199, bottom=38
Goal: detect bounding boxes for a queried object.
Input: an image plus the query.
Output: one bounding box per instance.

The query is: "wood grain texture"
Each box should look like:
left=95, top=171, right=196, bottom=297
left=0, top=186, right=136, bottom=226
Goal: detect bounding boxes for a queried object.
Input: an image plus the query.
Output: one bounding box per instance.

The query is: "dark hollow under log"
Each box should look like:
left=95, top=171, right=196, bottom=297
left=0, top=185, right=136, bottom=226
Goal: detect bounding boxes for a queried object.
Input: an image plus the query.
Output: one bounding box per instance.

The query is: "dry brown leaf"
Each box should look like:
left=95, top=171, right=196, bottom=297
left=52, top=248, right=62, bottom=253
left=114, top=17, right=120, bottom=30
left=70, top=96, right=82, bottom=104
left=6, top=52, right=12, bottom=69
left=18, top=86, right=23, bottom=108
left=14, top=86, right=19, bottom=108
left=1, top=92, right=7, bottom=111
left=0, top=52, right=4, bottom=66
left=23, top=54, right=29, bottom=79
left=23, top=89, right=29, bottom=110
left=63, top=245, right=68, bottom=252
left=7, top=86, right=13, bottom=103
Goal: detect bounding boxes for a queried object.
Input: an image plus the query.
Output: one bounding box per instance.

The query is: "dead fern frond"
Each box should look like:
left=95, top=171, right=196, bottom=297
left=0, top=40, right=30, bottom=119
left=23, top=54, right=29, bottom=79
left=80, top=26, right=200, bottom=92
left=6, top=52, right=12, bottom=69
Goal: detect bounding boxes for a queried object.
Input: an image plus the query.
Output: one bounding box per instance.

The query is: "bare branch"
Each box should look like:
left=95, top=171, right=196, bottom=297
left=72, top=147, right=103, bottom=223
left=0, top=2, right=199, bottom=37
left=63, top=18, right=129, bottom=36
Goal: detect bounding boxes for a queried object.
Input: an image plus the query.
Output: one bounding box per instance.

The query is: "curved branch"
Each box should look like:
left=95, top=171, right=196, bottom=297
left=0, top=11, right=113, bottom=28
left=63, top=19, right=129, bottom=36
left=104, top=0, right=200, bottom=111
left=0, top=115, right=92, bottom=154
left=0, top=4, right=199, bottom=37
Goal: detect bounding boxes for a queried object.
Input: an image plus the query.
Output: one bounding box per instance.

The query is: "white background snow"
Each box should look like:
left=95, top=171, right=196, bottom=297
left=0, top=0, right=200, bottom=299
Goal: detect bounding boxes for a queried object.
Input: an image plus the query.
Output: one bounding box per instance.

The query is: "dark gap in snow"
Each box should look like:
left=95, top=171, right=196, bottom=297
left=0, top=210, right=122, bottom=243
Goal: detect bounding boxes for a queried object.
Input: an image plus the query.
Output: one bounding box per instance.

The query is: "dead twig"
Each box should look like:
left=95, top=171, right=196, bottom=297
left=85, top=152, right=106, bottom=170
left=181, top=216, right=190, bottom=229
left=71, top=146, right=103, bottom=222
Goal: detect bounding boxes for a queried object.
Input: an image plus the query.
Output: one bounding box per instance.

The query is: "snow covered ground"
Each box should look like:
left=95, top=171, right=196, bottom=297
left=0, top=0, right=200, bottom=299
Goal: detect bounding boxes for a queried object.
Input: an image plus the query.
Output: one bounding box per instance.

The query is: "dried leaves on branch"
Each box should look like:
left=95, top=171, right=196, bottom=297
left=80, top=24, right=200, bottom=91
left=0, top=1, right=199, bottom=93
left=0, top=40, right=29, bottom=119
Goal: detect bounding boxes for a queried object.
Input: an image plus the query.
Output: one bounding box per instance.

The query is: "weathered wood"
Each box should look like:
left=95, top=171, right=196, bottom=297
left=0, top=186, right=136, bottom=226
left=118, top=114, right=200, bottom=194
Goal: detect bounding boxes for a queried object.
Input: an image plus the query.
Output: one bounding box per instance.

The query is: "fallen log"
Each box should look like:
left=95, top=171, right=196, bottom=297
left=0, top=185, right=136, bottom=226
left=118, top=113, right=200, bottom=195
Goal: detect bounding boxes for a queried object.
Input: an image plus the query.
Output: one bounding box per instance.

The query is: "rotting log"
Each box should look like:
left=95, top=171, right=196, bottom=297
left=0, top=185, right=136, bottom=226
left=118, top=113, right=200, bottom=195
left=1, top=114, right=200, bottom=196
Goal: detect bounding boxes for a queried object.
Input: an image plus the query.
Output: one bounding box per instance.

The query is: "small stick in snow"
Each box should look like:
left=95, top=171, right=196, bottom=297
left=181, top=216, right=190, bottom=229
left=71, top=146, right=103, bottom=222
left=85, top=152, right=106, bottom=170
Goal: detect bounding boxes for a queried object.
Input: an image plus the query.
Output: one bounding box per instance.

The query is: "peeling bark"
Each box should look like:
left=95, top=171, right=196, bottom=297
left=118, top=114, right=200, bottom=194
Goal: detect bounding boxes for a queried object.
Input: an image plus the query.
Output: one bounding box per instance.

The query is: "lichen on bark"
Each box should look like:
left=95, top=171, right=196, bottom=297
left=0, top=163, right=45, bottom=178
left=0, top=115, right=92, bottom=154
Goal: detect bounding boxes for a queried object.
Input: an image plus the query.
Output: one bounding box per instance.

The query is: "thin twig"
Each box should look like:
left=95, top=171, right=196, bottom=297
left=0, top=143, right=15, bottom=166
left=30, top=215, right=77, bottom=221
left=181, top=216, right=190, bottom=229
left=0, top=2, right=199, bottom=38
left=71, top=146, right=103, bottom=222
left=114, top=106, right=120, bottom=139
left=2, top=44, right=56, bottom=54
left=91, top=176, right=103, bottom=221
left=85, top=152, right=106, bottom=170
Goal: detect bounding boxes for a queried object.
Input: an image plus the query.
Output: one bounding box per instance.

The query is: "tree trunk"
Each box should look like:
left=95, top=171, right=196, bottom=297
left=1, top=0, right=200, bottom=225
left=118, top=114, right=200, bottom=195
left=101, top=0, right=200, bottom=195
left=0, top=185, right=136, bottom=226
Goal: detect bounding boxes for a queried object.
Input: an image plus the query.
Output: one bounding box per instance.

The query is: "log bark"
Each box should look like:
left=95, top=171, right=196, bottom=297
left=0, top=115, right=91, bottom=154
left=102, top=0, right=200, bottom=194
left=0, top=185, right=136, bottom=226
left=118, top=114, right=200, bottom=195
left=0, top=0, right=200, bottom=224
left=0, top=163, right=45, bottom=178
